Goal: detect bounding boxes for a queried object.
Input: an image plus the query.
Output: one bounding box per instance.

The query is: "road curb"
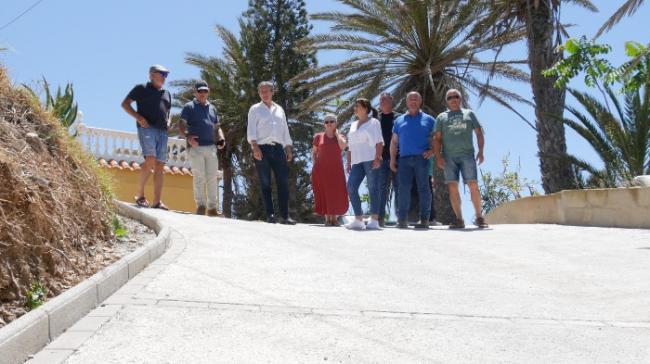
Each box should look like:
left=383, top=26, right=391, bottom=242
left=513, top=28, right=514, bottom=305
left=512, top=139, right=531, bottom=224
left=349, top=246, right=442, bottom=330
left=0, top=201, right=171, bottom=364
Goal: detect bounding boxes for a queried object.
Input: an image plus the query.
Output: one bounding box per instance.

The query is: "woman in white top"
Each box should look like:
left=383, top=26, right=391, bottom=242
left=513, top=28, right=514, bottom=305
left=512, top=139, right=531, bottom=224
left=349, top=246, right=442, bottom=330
left=345, top=98, right=384, bottom=230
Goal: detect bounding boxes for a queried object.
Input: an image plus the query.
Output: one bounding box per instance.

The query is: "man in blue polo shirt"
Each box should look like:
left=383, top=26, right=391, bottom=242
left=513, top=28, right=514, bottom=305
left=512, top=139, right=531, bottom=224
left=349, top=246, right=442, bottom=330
left=390, top=91, right=435, bottom=229
left=179, top=81, right=225, bottom=217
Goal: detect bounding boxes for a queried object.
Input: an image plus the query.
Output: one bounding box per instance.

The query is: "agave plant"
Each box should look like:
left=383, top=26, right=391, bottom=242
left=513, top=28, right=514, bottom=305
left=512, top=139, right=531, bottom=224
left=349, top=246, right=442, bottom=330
left=25, top=78, right=78, bottom=129
left=558, top=86, right=650, bottom=187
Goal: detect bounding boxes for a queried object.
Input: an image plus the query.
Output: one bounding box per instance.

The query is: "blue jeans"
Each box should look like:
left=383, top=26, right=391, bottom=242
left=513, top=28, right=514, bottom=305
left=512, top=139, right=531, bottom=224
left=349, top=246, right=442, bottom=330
left=397, top=155, right=431, bottom=221
left=377, top=159, right=398, bottom=220
left=347, top=161, right=380, bottom=217
left=254, top=144, right=289, bottom=219
left=444, top=154, right=478, bottom=183
left=137, top=127, right=168, bottom=163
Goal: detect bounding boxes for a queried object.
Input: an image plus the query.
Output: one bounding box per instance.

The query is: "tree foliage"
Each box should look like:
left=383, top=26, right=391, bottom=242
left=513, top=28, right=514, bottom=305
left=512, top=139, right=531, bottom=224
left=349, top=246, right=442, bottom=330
left=545, top=40, right=650, bottom=187
left=294, top=0, right=531, bottom=223
left=483, top=0, right=597, bottom=195
left=480, top=154, right=538, bottom=214
left=175, top=0, right=318, bottom=221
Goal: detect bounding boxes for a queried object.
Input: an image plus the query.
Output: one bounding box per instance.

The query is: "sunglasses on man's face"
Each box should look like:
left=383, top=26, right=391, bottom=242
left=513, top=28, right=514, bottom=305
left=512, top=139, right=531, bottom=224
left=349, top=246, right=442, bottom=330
left=446, top=95, right=460, bottom=101
left=157, top=71, right=169, bottom=78
left=324, top=120, right=336, bottom=124
left=197, top=90, right=209, bottom=94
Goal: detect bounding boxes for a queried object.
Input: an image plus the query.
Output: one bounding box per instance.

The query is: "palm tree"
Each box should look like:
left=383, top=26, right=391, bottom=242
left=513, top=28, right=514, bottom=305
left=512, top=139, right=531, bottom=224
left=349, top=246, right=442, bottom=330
left=486, top=0, right=597, bottom=194
left=294, top=0, right=531, bottom=224
left=557, top=86, right=650, bottom=187
left=596, top=0, right=645, bottom=38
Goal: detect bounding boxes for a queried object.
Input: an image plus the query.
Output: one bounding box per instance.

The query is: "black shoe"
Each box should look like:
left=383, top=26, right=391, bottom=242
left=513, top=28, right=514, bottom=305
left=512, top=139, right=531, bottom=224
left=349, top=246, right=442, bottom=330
left=414, top=220, right=430, bottom=230
left=397, top=220, right=409, bottom=229
left=279, top=217, right=297, bottom=225
left=266, top=215, right=277, bottom=224
left=378, top=217, right=386, bottom=228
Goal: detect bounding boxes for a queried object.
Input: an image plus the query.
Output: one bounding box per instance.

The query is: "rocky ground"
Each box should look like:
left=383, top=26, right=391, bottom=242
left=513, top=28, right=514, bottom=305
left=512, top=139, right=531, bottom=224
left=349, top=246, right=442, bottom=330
left=0, top=216, right=155, bottom=328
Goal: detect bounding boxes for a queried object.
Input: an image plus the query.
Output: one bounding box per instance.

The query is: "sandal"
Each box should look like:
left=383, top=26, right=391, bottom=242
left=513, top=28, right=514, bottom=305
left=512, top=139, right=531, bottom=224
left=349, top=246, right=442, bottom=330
left=474, top=216, right=489, bottom=229
left=449, top=218, right=465, bottom=229
left=151, top=202, right=169, bottom=211
left=134, top=196, right=149, bottom=208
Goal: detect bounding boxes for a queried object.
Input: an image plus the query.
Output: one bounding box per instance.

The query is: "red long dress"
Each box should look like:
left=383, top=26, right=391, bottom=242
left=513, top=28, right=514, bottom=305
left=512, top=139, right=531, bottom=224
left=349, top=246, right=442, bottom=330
left=312, top=132, right=349, bottom=215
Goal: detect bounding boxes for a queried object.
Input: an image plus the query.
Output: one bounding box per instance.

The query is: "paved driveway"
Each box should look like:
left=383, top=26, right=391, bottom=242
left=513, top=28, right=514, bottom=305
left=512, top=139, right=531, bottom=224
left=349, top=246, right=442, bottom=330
left=34, top=210, right=650, bottom=363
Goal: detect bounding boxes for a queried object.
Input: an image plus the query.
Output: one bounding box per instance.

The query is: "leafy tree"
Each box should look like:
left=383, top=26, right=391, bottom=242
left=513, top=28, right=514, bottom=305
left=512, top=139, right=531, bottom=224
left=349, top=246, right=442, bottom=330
left=294, top=0, right=531, bottom=224
left=545, top=38, right=650, bottom=187
left=175, top=0, right=318, bottom=221
left=556, top=86, right=650, bottom=187
left=480, top=154, right=538, bottom=214
left=236, top=0, right=319, bottom=222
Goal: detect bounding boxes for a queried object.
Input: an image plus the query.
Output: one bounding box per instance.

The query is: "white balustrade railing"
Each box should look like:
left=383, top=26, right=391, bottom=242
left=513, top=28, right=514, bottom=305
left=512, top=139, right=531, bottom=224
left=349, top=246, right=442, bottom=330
left=76, top=124, right=190, bottom=169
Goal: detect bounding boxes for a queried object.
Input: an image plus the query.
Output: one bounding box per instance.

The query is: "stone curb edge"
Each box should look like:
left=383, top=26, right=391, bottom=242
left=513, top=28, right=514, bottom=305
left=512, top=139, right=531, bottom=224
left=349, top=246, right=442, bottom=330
left=0, top=201, right=171, bottom=364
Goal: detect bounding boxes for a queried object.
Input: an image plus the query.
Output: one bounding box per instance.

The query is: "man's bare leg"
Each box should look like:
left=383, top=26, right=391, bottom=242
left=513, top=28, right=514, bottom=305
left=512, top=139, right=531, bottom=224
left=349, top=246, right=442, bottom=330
left=447, top=182, right=462, bottom=219
left=152, top=161, right=165, bottom=205
left=467, top=181, right=483, bottom=218
left=137, top=156, right=156, bottom=199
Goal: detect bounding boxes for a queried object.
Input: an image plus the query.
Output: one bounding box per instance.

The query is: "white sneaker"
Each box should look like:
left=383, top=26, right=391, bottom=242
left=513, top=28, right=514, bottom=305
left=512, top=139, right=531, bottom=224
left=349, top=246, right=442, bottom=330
left=345, top=219, right=366, bottom=230
left=366, top=219, right=381, bottom=230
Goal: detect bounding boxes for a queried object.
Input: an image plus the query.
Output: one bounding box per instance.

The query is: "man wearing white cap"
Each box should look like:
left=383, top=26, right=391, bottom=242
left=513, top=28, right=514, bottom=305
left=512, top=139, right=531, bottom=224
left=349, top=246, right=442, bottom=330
left=121, top=64, right=172, bottom=210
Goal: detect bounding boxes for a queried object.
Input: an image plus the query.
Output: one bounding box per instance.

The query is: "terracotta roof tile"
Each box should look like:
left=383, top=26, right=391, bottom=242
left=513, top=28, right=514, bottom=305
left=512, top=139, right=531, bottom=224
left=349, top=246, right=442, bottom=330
left=96, top=158, right=194, bottom=176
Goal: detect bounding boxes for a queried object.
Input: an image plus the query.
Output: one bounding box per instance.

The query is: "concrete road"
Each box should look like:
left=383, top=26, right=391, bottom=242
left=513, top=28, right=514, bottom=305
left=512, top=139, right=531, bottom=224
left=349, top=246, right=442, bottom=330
left=56, top=210, right=650, bottom=363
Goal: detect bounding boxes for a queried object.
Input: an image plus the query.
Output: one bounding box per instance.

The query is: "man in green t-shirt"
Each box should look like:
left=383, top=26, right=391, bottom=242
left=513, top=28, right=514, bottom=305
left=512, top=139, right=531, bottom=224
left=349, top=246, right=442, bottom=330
left=433, top=89, right=487, bottom=229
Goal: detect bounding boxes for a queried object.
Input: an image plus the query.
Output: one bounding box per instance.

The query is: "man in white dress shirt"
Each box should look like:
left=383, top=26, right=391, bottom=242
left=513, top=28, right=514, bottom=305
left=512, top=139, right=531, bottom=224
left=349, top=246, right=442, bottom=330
left=247, top=81, right=296, bottom=225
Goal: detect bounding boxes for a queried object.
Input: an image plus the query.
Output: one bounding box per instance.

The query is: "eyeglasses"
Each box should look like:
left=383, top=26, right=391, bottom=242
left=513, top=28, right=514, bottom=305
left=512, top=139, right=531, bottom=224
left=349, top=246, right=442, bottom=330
left=157, top=71, right=169, bottom=78
left=324, top=120, right=336, bottom=124
left=446, top=95, right=460, bottom=101
left=197, top=90, right=209, bottom=94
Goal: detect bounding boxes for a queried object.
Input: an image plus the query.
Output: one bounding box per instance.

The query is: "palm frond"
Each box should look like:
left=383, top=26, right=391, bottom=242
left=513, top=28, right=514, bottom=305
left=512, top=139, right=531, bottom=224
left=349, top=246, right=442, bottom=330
left=595, top=0, right=645, bottom=38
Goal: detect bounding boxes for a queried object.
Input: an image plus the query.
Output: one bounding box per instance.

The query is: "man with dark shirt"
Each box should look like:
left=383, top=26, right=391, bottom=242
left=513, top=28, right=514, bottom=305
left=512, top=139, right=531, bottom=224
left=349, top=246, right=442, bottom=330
left=376, top=93, right=401, bottom=227
left=121, top=65, right=172, bottom=210
left=179, top=81, right=225, bottom=217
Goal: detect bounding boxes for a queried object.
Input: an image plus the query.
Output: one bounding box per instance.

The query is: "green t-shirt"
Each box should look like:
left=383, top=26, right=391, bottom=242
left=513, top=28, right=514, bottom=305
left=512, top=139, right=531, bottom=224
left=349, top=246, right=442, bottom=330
left=434, top=109, right=481, bottom=158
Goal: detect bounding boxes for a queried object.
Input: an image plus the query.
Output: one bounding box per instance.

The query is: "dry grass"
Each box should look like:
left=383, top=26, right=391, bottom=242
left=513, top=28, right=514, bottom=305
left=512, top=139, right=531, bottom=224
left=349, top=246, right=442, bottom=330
left=0, top=66, right=115, bottom=325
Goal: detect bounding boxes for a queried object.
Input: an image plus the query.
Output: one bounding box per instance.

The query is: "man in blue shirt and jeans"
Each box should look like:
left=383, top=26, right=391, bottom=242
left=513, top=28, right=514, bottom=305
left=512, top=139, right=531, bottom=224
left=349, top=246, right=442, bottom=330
left=179, top=81, right=225, bottom=217
left=390, top=91, right=436, bottom=229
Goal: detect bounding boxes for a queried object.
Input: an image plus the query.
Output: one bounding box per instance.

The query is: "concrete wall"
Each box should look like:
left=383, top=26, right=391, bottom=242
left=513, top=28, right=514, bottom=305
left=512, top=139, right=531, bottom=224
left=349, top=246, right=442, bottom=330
left=104, top=169, right=196, bottom=213
left=486, top=187, right=650, bottom=229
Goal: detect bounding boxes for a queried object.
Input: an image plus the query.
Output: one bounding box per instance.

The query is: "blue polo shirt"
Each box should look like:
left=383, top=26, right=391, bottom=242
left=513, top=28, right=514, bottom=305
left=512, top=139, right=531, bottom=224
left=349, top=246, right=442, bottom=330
left=392, top=111, right=435, bottom=157
left=180, top=99, right=220, bottom=146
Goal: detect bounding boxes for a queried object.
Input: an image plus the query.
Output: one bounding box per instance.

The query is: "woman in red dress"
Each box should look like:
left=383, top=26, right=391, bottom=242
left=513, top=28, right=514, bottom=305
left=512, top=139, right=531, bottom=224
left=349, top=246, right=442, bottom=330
left=312, top=113, right=349, bottom=226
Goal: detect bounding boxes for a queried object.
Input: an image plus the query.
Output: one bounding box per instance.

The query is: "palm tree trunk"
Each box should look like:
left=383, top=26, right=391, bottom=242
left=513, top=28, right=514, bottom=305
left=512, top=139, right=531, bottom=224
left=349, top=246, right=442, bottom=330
left=220, top=147, right=234, bottom=218
left=432, top=162, right=454, bottom=224
left=527, top=2, right=576, bottom=193
left=424, top=94, right=455, bottom=224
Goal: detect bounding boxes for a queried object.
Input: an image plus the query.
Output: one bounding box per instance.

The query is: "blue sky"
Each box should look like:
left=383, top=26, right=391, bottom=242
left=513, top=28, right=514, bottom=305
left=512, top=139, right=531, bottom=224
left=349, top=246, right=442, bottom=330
left=1, top=0, right=647, bottom=220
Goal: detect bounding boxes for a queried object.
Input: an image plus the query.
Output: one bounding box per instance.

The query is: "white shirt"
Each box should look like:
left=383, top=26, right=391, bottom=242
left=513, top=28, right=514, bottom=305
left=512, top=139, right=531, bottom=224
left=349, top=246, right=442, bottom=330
left=347, top=118, right=383, bottom=165
left=247, top=101, right=293, bottom=147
